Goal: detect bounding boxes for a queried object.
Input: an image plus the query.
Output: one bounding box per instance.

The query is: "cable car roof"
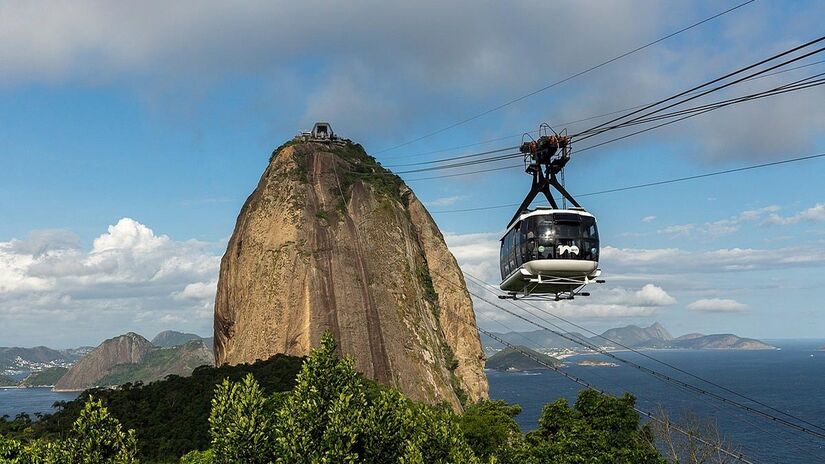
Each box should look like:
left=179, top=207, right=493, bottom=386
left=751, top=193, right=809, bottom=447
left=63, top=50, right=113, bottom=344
left=501, top=206, right=595, bottom=237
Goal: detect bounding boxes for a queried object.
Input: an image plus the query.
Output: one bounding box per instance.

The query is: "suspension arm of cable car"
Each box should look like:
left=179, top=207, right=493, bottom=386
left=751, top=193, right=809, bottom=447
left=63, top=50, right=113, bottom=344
left=499, top=124, right=604, bottom=300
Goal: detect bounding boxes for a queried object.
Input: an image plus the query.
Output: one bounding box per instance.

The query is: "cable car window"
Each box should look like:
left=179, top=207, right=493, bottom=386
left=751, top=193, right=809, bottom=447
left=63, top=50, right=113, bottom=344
left=554, top=222, right=580, bottom=238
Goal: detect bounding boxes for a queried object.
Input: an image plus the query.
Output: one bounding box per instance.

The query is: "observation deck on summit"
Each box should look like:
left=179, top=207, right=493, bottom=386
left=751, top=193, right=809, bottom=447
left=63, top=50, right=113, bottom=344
left=295, top=122, right=350, bottom=146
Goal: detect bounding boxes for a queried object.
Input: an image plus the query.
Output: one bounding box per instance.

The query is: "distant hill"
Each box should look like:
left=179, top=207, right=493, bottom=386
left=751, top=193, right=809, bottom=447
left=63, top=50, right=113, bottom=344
left=0, top=374, right=16, bottom=387
left=55, top=333, right=214, bottom=391
left=55, top=332, right=155, bottom=391
left=19, top=367, right=68, bottom=387
left=486, top=347, right=561, bottom=371
left=151, top=330, right=205, bottom=347
left=599, top=322, right=672, bottom=347
left=670, top=334, right=774, bottom=350
left=479, top=322, right=774, bottom=351
left=0, top=346, right=84, bottom=374
left=97, top=340, right=214, bottom=386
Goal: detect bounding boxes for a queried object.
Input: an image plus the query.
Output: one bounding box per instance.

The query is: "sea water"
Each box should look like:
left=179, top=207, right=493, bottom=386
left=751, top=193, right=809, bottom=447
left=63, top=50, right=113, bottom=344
left=487, top=339, right=825, bottom=463
left=0, top=387, right=79, bottom=419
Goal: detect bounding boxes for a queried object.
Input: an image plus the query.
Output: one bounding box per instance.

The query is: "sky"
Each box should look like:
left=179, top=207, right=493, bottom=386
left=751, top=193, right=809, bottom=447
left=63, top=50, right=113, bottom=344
left=1, top=0, right=824, bottom=348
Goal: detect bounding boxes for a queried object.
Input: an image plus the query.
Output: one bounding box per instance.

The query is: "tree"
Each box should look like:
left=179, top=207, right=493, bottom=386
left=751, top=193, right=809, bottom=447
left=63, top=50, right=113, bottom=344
left=209, top=374, right=274, bottom=464
left=208, top=331, right=481, bottom=463
left=179, top=449, right=214, bottom=463
left=460, top=400, right=525, bottom=462
left=273, top=332, right=369, bottom=463
left=59, top=397, right=139, bottom=464
left=652, top=406, right=741, bottom=464
left=526, top=389, right=664, bottom=464
left=0, top=397, right=138, bottom=464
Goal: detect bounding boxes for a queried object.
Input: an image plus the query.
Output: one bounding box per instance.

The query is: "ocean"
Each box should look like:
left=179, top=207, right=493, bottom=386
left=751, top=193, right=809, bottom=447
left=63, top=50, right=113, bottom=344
left=1, top=340, right=823, bottom=462
left=488, top=339, right=825, bottom=463
left=0, top=387, right=79, bottom=419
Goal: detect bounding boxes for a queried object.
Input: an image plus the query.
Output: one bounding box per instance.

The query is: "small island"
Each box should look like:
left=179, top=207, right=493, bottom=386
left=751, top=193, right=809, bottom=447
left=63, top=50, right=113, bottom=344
left=486, top=346, right=561, bottom=371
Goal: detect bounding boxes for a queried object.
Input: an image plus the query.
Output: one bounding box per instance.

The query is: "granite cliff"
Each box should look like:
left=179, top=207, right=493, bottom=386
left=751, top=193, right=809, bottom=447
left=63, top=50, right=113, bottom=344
left=214, top=139, right=488, bottom=409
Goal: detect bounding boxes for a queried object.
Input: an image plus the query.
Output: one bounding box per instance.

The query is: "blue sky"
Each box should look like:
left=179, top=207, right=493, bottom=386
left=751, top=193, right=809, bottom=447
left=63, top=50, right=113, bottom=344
left=1, top=0, right=824, bottom=347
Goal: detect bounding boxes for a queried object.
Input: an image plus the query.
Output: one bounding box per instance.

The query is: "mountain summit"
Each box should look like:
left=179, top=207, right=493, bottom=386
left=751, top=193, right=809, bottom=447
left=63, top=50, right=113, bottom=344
left=213, top=137, right=488, bottom=408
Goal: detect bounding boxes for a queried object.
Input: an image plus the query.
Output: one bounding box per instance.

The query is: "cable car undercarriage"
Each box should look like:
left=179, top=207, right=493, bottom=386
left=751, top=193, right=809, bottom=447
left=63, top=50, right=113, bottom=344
left=499, top=124, right=605, bottom=301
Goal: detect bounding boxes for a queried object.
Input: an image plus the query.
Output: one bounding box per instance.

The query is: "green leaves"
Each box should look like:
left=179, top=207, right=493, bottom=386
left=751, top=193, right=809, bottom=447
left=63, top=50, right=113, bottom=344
left=208, top=331, right=481, bottom=464
left=0, top=397, right=138, bottom=464
left=209, top=374, right=275, bottom=464
left=527, top=389, right=665, bottom=464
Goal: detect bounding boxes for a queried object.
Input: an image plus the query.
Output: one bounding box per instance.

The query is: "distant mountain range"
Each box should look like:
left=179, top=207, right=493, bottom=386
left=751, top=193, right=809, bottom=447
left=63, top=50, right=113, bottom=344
left=0, top=346, right=91, bottom=375
left=479, top=322, right=775, bottom=354
left=1, top=330, right=213, bottom=390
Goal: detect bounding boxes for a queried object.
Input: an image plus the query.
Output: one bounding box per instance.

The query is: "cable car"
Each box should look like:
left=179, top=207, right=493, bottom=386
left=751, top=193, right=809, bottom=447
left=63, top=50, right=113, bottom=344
left=499, top=125, right=604, bottom=300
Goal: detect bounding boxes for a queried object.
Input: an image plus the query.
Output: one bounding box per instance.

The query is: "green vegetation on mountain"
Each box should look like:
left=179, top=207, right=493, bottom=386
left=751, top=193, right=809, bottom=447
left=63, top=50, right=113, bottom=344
left=19, top=367, right=68, bottom=387
left=486, top=346, right=561, bottom=371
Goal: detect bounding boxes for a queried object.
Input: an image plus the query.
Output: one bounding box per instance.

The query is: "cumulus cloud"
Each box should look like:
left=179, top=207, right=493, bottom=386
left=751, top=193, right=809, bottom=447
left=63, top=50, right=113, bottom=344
left=687, top=298, right=748, bottom=313
left=642, top=216, right=657, bottom=223
left=0, top=218, right=221, bottom=346
left=172, top=280, right=218, bottom=301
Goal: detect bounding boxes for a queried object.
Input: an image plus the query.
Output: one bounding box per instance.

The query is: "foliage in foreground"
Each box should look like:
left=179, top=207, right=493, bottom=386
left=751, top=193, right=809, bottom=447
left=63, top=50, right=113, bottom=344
left=203, top=332, right=663, bottom=464
left=4, top=353, right=303, bottom=462
left=0, top=398, right=137, bottom=463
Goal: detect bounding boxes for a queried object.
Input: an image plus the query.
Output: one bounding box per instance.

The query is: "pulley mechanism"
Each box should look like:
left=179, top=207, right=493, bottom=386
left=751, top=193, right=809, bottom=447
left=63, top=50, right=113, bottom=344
left=508, top=124, right=581, bottom=228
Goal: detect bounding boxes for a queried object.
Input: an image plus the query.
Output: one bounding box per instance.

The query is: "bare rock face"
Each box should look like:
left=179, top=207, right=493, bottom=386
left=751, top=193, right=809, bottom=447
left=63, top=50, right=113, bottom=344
left=54, top=332, right=153, bottom=391
left=214, top=141, right=488, bottom=408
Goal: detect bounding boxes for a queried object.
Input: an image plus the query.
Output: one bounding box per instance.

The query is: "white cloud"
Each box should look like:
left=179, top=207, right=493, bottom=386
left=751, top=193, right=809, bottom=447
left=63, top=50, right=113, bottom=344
left=657, top=205, right=781, bottom=238
left=765, top=203, right=825, bottom=225
left=687, top=298, right=748, bottom=313
left=602, top=244, right=825, bottom=275
left=658, top=224, right=695, bottom=237
left=0, top=218, right=221, bottom=346
left=427, top=195, right=467, bottom=207
left=172, top=280, right=218, bottom=302
left=642, top=215, right=657, bottom=223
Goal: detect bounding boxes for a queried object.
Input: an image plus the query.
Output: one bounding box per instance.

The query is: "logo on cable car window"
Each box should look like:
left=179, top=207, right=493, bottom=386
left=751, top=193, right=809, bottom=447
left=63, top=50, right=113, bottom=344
left=557, top=245, right=580, bottom=255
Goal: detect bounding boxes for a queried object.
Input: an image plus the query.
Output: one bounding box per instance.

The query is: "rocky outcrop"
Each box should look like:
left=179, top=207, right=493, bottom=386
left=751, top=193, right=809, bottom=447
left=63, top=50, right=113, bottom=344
left=214, top=140, right=488, bottom=409
left=55, top=332, right=153, bottom=391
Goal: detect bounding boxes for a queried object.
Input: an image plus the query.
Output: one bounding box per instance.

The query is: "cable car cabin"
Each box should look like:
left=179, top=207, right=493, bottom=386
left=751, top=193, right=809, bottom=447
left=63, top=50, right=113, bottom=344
left=500, top=207, right=601, bottom=298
